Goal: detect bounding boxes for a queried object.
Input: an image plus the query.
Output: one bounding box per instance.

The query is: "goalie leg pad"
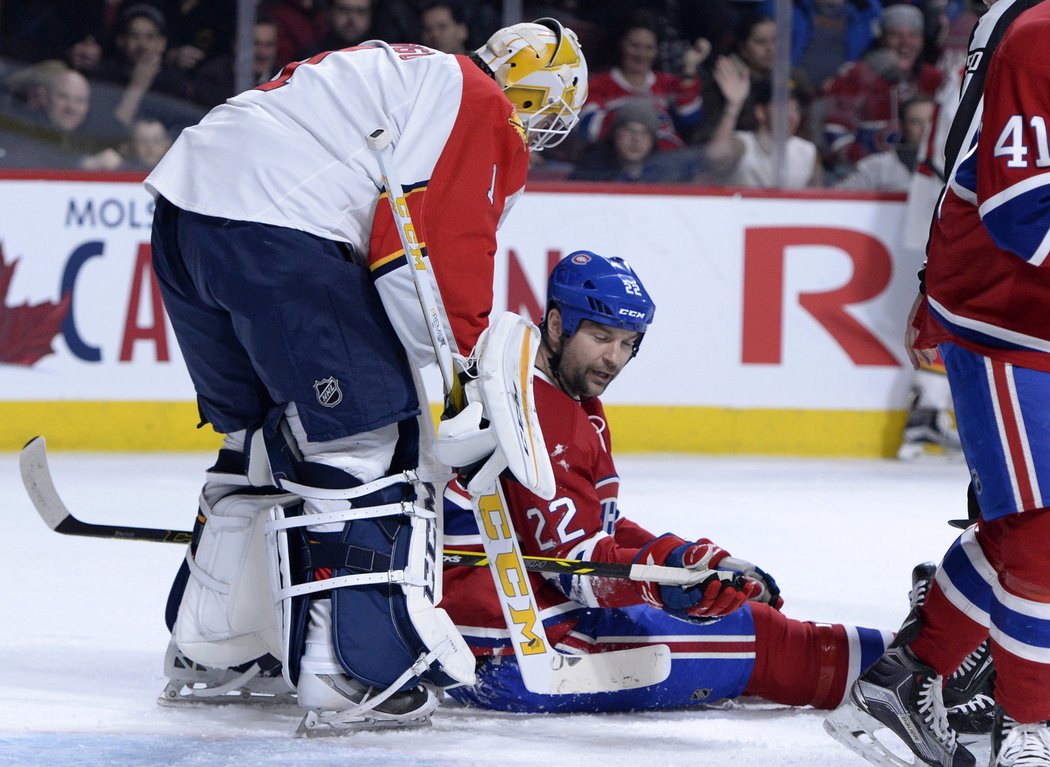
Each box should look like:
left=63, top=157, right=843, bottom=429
left=172, top=476, right=298, bottom=669
left=268, top=473, right=476, bottom=694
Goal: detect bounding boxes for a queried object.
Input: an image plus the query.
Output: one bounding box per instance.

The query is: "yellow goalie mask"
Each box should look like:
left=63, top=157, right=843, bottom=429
left=473, top=17, right=588, bottom=151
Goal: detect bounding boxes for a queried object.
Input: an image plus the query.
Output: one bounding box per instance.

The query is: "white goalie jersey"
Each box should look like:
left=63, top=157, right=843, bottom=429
left=146, top=41, right=529, bottom=366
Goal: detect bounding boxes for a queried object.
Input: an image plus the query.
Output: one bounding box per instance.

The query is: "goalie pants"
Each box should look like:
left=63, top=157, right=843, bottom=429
left=150, top=196, right=419, bottom=442
left=907, top=342, right=1050, bottom=723
left=446, top=602, right=889, bottom=713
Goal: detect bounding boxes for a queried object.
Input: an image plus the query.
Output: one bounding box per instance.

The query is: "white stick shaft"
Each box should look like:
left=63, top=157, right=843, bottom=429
left=366, top=126, right=456, bottom=393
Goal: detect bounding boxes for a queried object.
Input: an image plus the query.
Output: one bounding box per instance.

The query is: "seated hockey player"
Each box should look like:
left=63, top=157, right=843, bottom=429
left=439, top=251, right=895, bottom=713
left=146, top=18, right=588, bottom=735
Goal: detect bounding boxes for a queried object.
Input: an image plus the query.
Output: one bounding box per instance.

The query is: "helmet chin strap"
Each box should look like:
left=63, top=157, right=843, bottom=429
left=538, top=325, right=569, bottom=393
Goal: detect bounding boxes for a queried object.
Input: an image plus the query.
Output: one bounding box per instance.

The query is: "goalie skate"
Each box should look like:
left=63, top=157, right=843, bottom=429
left=158, top=638, right=294, bottom=705
left=295, top=673, right=439, bottom=737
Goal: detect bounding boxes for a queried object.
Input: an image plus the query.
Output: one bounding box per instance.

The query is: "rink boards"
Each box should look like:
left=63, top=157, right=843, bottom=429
left=0, top=174, right=916, bottom=455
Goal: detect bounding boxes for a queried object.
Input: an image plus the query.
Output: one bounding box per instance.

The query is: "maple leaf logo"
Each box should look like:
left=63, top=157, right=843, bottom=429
left=0, top=243, right=71, bottom=366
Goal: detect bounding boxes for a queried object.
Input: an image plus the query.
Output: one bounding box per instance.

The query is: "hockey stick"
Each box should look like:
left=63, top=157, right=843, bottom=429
left=364, top=129, right=669, bottom=694
left=365, top=127, right=455, bottom=392
left=21, top=440, right=706, bottom=588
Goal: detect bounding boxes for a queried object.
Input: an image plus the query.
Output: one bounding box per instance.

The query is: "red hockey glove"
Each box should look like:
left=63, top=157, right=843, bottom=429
left=717, top=556, right=784, bottom=610
left=634, top=536, right=761, bottom=619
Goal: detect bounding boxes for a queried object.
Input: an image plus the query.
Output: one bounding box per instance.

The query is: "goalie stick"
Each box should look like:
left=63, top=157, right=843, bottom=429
left=19, top=436, right=705, bottom=585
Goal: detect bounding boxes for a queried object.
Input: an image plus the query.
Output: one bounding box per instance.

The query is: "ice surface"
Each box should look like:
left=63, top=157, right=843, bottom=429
left=0, top=451, right=975, bottom=766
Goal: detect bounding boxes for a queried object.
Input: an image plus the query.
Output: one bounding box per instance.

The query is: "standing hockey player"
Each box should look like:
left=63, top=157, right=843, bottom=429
left=896, top=54, right=966, bottom=462
left=825, top=1, right=1050, bottom=765
left=439, top=251, right=896, bottom=713
left=144, top=19, right=587, bottom=734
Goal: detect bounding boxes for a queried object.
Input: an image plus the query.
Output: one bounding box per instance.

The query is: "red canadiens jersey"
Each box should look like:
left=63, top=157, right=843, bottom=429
left=146, top=41, right=528, bottom=363
left=440, top=374, right=680, bottom=656
left=823, top=59, right=944, bottom=163
left=579, top=68, right=702, bottom=151
left=916, top=0, right=1050, bottom=370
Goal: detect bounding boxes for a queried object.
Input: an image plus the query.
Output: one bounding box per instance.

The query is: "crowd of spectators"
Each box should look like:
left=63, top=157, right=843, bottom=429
left=0, top=0, right=983, bottom=188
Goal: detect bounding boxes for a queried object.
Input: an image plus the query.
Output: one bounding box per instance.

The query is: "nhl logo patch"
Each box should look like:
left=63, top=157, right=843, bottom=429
left=314, top=377, right=343, bottom=408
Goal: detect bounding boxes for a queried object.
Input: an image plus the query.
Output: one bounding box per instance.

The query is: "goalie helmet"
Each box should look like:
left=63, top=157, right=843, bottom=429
left=473, top=17, right=588, bottom=151
left=546, top=251, right=655, bottom=352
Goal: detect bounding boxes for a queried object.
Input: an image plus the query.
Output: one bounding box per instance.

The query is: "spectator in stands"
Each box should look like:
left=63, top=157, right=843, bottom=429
left=420, top=1, right=470, bottom=56
left=760, top=0, right=882, bottom=91
left=0, top=0, right=117, bottom=76
left=704, top=66, right=822, bottom=188
left=0, top=64, right=126, bottom=168
left=821, top=3, right=944, bottom=177
left=570, top=99, right=706, bottom=183
left=151, top=0, right=237, bottom=79
left=81, top=116, right=174, bottom=171
left=578, top=12, right=706, bottom=152
left=263, top=0, right=326, bottom=68
left=834, top=94, right=935, bottom=191
left=90, top=4, right=205, bottom=137
left=692, top=13, right=810, bottom=146
left=192, top=14, right=281, bottom=108
left=3, top=60, right=70, bottom=120
left=308, top=0, right=374, bottom=56
left=125, top=115, right=173, bottom=168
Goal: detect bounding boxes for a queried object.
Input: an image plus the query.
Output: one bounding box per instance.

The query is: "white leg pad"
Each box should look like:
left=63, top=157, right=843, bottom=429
left=174, top=488, right=297, bottom=668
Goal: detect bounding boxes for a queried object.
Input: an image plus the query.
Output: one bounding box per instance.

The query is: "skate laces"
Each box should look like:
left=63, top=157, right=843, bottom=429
left=917, top=675, right=957, bottom=751
left=949, top=644, right=986, bottom=681
left=909, top=581, right=931, bottom=611
left=997, top=720, right=1050, bottom=766
left=952, top=693, right=995, bottom=715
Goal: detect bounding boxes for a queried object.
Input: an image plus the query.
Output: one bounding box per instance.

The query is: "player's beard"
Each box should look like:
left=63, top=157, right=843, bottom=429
left=557, top=357, right=621, bottom=399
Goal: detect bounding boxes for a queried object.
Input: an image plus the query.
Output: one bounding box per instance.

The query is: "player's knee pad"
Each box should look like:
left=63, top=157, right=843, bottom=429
left=268, top=470, right=476, bottom=692
left=168, top=452, right=299, bottom=669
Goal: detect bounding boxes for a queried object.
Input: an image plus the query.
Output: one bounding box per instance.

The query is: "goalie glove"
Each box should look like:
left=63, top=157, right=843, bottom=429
left=634, top=536, right=761, bottom=620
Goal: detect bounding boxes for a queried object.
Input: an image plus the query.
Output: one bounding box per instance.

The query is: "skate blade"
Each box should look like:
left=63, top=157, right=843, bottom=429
left=824, top=703, right=927, bottom=767
left=157, top=681, right=297, bottom=707
left=296, top=709, right=432, bottom=738
left=897, top=442, right=963, bottom=462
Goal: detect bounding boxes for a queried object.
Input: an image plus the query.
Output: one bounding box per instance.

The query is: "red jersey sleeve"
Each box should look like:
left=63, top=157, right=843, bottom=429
left=368, top=56, right=529, bottom=354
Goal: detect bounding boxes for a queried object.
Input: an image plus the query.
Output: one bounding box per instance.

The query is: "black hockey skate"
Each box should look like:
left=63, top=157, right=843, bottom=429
left=990, top=706, right=1050, bottom=766
left=908, top=563, right=996, bottom=737
left=944, top=642, right=995, bottom=737
left=898, top=400, right=963, bottom=461
left=825, top=645, right=976, bottom=767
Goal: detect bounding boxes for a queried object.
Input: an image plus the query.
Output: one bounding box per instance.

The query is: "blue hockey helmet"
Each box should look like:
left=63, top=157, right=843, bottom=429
left=546, top=251, right=655, bottom=351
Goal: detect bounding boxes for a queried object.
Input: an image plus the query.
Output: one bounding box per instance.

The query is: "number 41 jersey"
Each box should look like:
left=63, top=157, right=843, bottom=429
left=917, top=0, right=1050, bottom=371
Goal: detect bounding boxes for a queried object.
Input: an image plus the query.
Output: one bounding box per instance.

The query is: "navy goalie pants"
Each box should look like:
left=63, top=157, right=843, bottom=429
left=150, top=196, right=419, bottom=442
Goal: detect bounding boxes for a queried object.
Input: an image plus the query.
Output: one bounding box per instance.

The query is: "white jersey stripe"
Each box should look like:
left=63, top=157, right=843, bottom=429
left=986, top=358, right=1025, bottom=512
left=1003, top=362, right=1043, bottom=507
